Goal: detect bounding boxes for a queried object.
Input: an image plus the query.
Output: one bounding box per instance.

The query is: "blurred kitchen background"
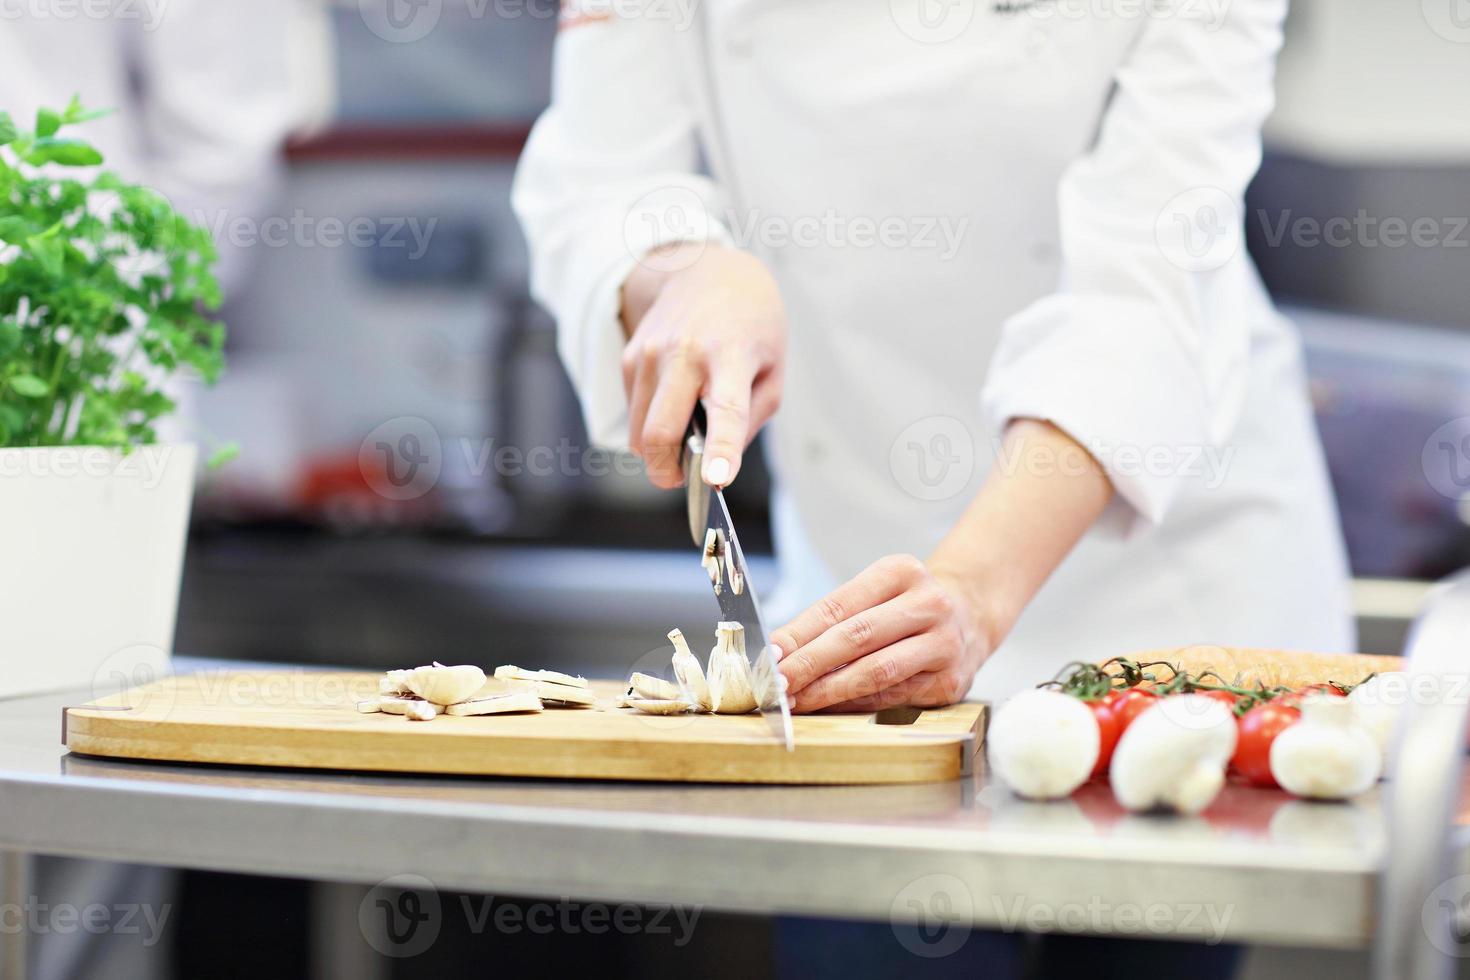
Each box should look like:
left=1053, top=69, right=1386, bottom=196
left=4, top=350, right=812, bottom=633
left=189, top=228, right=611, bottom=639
left=175, top=0, right=1470, bottom=672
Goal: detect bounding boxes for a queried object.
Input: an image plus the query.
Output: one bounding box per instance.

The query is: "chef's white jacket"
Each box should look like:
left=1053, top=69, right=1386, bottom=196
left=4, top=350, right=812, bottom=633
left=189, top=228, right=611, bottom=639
left=513, top=0, right=1356, bottom=699
left=0, top=0, right=333, bottom=295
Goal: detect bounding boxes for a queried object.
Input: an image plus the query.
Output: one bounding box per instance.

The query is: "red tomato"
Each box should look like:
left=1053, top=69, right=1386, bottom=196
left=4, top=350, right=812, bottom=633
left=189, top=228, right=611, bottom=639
left=1231, top=702, right=1302, bottom=788
left=1110, top=689, right=1159, bottom=733
left=1085, top=697, right=1122, bottom=778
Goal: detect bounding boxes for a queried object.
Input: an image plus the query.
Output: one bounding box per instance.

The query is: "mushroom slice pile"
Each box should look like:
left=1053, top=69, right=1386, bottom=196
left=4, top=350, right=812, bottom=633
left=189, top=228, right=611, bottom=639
left=496, top=669, right=597, bottom=708
left=360, top=663, right=545, bottom=720
left=622, top=622, right=758, bottom=717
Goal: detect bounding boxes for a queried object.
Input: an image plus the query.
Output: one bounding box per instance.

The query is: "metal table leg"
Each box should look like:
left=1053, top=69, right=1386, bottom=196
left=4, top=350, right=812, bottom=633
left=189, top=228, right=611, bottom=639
left=1, top=851, right=32, bottom=980
left=1374, top=570, right=1470, bottom=980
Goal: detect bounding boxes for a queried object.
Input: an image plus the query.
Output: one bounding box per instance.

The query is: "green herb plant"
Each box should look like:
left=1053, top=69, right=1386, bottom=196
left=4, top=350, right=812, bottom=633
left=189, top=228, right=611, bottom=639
left=0, top=97, right=232, bottom=461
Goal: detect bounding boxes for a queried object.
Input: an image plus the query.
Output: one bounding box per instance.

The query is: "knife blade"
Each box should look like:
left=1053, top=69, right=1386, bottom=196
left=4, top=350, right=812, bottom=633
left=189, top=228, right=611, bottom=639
left=684, top=408, right=795, bottom=751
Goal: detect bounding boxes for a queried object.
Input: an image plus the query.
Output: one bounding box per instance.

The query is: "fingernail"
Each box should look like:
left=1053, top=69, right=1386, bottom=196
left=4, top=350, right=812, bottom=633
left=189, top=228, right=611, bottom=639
left=704, top=456, right=731, bottom=486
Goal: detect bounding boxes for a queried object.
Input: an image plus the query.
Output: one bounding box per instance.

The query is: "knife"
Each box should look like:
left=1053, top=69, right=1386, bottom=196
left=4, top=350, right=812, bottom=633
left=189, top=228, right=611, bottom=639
left=683, top=405, right=795, bottom=751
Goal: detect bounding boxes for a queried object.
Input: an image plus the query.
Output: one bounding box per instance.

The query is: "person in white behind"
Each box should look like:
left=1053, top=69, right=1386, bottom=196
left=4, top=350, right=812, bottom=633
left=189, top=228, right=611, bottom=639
left=514, top=1, right=1354, bottom=711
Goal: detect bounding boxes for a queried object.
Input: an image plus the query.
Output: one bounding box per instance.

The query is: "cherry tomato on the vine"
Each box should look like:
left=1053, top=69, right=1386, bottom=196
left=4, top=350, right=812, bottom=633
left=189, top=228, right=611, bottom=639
left=1085, top=695, right=1122, bottom=778
left=1231, top=701, right=1302, bottom=788
left=1110, top=688, right=1159, bottom=733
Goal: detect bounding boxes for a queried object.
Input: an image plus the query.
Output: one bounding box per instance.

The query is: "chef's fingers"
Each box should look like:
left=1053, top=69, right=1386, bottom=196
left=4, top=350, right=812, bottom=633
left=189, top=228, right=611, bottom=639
left=789, top=634, right=940, bottom=713
left=816, top=669, right=968, bottom=713
left=778, top=588, right=939, bottom=697
left=773, top=554, right=925, bottom=680
left=640, top=348, right=704, bottom=489
left=749, top=367, right=784, bottom=432
left=624, top=347, right=657, bottom=460
left=700, top=354, right=758, bottom=487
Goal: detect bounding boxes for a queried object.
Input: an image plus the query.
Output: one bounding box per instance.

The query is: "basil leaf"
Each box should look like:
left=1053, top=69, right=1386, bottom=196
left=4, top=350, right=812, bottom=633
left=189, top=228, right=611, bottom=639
left=25, top=138, right=103, bottom=168
left=8, top=375, right=49, bottom=398
left=35, top=108, right=60, bottom=138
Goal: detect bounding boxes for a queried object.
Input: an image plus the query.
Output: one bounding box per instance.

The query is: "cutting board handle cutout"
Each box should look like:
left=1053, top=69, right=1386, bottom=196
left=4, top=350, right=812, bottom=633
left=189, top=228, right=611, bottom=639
left=872, top=706, right=924, bottom=726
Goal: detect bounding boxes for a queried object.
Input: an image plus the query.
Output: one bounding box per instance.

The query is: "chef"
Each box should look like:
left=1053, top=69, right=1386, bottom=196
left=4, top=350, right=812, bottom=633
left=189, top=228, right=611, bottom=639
left=513, top=0, right=1354, bottom=712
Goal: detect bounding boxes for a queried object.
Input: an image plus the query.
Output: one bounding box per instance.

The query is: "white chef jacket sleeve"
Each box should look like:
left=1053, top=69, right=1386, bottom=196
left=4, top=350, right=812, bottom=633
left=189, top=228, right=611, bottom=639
left=980, top=1, right=1286, bottom=531
left=126, top=0, right=335, bottom=297
left=512, top=12, right=734, bottom=448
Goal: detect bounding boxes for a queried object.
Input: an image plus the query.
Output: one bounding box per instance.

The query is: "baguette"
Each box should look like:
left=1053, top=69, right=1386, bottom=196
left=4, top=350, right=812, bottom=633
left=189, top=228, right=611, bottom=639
left=1114, top=645, right=1403, bottom=691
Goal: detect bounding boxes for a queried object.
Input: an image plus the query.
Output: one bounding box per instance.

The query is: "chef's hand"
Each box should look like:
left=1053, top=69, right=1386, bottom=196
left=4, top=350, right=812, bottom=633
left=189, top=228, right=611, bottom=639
left=620, top=242, right=786, bottom=490
left=772, top=422, right=1117, bottom=713
left=772, top=555, right=992, bottom=713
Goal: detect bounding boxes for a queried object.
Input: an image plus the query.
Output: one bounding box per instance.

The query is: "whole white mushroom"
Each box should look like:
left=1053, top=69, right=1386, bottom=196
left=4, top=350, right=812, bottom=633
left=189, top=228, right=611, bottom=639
left=1270, top=695, right=1380, bottom=800
left=987, top=689, right=1100, bottom=800
left=1110, top=695, right=1237, bottom=815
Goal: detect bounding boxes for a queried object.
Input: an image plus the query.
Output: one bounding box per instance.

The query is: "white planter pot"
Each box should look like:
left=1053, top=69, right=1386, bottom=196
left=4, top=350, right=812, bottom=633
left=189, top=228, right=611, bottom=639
left=0, top=444, right=196, bottom=699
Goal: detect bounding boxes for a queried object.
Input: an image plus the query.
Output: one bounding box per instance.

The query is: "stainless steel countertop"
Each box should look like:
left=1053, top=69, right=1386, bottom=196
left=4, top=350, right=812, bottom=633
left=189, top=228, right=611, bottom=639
left=1, top=660, right=1461, bottom=950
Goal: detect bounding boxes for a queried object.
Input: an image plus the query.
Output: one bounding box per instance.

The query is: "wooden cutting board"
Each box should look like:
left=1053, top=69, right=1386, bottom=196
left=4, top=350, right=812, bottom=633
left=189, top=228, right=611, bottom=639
left=62, top=671, right=985, bottom=785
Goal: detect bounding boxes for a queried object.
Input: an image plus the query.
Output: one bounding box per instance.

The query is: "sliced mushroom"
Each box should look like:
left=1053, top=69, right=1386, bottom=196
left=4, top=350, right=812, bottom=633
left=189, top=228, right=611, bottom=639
left=627, top=671, right=681, bottom=701
left=407, top=664, right=487, bottom=706
left=501, top=678, right=597, bottom=707
left=621, top=696, right=694, bottom=715
left=377, top=695, right=423, bottom=715
left=444, top=692, right=544, bottom=716
left=379, top=669, right=414, bottom=695
left=669, top=628, right=712, bottom=712
left=493, top=665, right=589, bottom=689
left=356, top=699, right=383, bottom=714
left=405, top=700, right=438, bottom=721
left=708, top=621, right=758, bottom=715
left=701, top=528, right=725, bottom=594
